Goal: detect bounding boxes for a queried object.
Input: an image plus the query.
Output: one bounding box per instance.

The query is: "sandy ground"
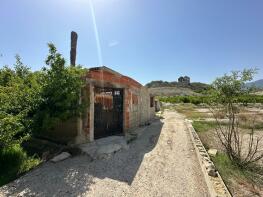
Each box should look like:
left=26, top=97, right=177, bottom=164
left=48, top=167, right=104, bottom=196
left=0, top=111, right=209, bottom=197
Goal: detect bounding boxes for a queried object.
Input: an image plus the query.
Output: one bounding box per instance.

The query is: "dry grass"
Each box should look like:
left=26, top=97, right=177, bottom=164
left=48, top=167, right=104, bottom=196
left=164, top=103, right=212, bottom=120
left=238, top=113, right=263, bottom=130
left=214, top=110, right=226, bottom=119
left=213, top=153, right=263, bottom=197
left=171, top=103, right=263, bottom=197
left=149, top=87, right=199, bottom=96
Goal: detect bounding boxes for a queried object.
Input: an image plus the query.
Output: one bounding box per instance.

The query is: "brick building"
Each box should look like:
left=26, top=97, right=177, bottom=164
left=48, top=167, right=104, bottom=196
left=48, top=66, right=155, bottom=144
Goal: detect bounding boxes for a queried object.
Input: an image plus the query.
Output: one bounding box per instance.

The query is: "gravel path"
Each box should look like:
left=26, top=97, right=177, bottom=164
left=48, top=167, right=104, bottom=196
left=0, top=111, right=209, bottom=197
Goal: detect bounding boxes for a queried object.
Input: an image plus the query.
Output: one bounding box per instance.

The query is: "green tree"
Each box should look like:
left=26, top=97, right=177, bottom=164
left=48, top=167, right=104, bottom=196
left=0, top=56, right=42, bottom=149
left=33, top=43, right=86, bottom=133
left=210, top=68, right=263, bottom=168
left=14, top=55, right=30, bottom=79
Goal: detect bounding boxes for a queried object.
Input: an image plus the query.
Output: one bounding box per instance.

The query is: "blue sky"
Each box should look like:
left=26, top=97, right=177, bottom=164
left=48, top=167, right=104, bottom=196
left=1, top=0, right=263, bottom=84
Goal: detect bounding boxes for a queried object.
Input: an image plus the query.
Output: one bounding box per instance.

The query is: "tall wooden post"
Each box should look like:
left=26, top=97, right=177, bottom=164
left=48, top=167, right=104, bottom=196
left=70, top=31, right=78, bottom=66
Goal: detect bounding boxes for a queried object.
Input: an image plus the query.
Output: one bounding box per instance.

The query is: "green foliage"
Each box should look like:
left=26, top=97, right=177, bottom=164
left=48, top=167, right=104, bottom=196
left=210, top=69, right=263, bottom=168
left=0, top=144, right=40, bottom=186
left=192, top=121, right=218, bottom=132
left=159, top=95, right=263, bottom=105
left=33, top=43, right=87, bottom=134
left=212, top=153, right=263, bottom=190
left=146, top=80, right=210, bottom=92
left=212, top=68, right=257, bottom=104
left=0, top=44, right=87, bottom=147
left=212, top=153, right=248, bottom=186
left=0, top=114, right=24, bottom=148
left=189, top=82, right=211, bottom=93
left=145, top=80, right=178, bottom=88
left=0, top=43, right=87, bottom=185
left=14, top=54, right=30, bottom=79
left=0, top=55, right=42, bottom=149
left=159, top=95, right=210, bottom=104
left=159, top=70, right=262, bottom=105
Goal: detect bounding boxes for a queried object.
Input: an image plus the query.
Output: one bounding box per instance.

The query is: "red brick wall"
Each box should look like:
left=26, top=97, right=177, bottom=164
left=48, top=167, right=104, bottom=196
left=87, top=69, right=143, bottom=132
left=87, top=69, right=142, bottom=89
left=125, top=89, right=132, bottom=130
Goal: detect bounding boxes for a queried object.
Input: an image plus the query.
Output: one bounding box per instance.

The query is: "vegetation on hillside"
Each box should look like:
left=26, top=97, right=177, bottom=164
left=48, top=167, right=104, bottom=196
left=145, top=80, right=210, bottom=93
left=160, top=68, right=263, bottom=195
left=246, top=79, right=263, bottom=89
left=0, top=43, right=86, bottom=186
left=159, top=94, right=263, bottom=104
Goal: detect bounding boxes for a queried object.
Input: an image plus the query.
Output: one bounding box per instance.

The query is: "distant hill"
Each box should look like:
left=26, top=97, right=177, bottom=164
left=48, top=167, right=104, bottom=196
left=246, top=79, right=263, bottom=89
left=149, top=87, right=200, bottom=96
left=145, top=80, right=210, bottom=96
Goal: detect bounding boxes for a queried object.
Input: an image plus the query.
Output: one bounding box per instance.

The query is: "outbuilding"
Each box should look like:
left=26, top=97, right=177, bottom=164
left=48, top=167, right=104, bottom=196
left=49, top=66, right=155, bottom=144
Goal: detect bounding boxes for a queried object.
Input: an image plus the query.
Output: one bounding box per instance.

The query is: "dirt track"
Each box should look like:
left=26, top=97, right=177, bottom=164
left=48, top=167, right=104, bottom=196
left=0, top=111, right=209, bottom=197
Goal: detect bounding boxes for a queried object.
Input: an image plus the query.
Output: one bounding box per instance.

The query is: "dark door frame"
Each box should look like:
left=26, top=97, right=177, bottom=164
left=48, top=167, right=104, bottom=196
left=93, top=87, right=124, bottom=139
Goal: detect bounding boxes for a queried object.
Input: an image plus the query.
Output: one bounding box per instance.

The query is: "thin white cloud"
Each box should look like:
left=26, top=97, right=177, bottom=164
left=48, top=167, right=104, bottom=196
left=108, top=40, right=119, bottom=47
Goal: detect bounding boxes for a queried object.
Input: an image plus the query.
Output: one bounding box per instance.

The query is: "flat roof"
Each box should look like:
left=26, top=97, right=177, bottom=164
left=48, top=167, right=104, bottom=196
left=89, top=66, right=143, bottom=87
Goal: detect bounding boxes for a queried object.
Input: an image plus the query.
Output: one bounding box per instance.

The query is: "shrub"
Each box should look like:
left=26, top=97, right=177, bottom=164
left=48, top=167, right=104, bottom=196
left=0, top=144, right=40, bottom=186
left=190, top=97, right=202, bottom=105
left=32, top=43, right=87, bottom=134
left=0, top=44, right=87, bottom=186
left=211, top=69, right=263, bottom=168
left=0, top=56, right=42, bottom=149
left=181, top=96, right=189, bottom=103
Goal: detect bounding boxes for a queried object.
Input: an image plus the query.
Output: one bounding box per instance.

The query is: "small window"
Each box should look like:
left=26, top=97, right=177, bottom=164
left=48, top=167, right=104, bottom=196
left=150, top=96, right=154, bottom=108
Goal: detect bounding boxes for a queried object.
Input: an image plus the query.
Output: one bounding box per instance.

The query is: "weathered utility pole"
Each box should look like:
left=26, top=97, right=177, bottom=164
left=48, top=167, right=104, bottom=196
left=70, top=31, right=78, bottom=66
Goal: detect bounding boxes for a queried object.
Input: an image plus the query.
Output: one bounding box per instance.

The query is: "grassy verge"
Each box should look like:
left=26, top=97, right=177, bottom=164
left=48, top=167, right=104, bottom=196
left=0, top=144, right=41, bottom=186
left=164, top=103, right=211, bottom=120
left=212, top=153, right=263, bottom=194
left=192, top=121, right=218, bottom=132
left=212, top=153, right=248, bottom=185
left=193, top=120, right=263, bottom=195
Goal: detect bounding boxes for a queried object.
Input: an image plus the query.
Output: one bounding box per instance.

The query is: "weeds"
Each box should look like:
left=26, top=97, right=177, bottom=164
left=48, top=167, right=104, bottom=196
left=0, top=144, right=40, bottom=186
left=192, top=121, right=218, bottom=132
left=212, top=153, right=263, bottom=194
left=167, top=104, right=211, bottom=120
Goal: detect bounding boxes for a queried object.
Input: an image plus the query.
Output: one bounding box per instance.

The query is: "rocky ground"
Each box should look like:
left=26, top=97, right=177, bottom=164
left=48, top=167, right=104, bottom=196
left=0, top=111, right=209, bottom=197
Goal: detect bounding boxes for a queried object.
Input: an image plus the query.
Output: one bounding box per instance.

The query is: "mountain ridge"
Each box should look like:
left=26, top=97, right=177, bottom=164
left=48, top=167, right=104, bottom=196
left=246, top=79, right=263, bottom=89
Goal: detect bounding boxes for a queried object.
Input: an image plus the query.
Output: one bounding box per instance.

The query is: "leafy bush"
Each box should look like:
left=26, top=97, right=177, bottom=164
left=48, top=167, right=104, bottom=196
left=0, top=56, right=42, bottom=149
left=211, top=69, right=263, bottom=168
left=0, top=43, right=87, bottom=148
left=0, top=43, right=87, bottom=185
left=33, top=43, right=87, bottom=134
left=0, top=144, right=40, bottom=186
